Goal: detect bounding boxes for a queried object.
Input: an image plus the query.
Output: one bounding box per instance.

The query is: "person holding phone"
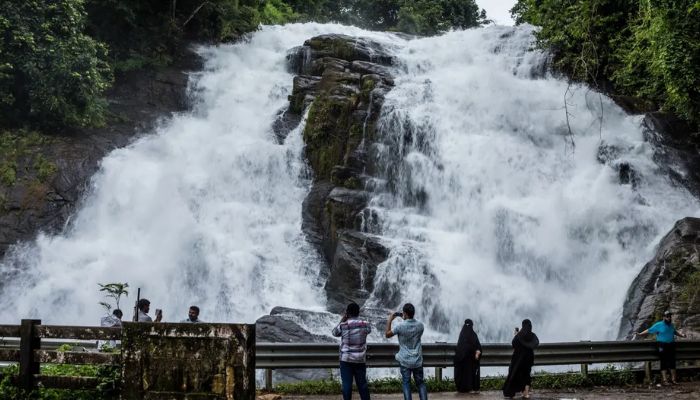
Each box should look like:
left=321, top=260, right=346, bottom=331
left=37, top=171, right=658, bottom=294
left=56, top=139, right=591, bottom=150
left=136, top=298, right=163, bottom=322
left=503, top=319, right=539, bottom=399
left=386, top=303, right=427, bottom=400
left=332, top=302, right=372, bottom=400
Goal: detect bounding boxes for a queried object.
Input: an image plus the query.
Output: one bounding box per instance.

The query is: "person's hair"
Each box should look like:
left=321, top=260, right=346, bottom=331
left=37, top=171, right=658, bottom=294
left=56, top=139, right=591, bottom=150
left=464, top=318, right=473, bottom=327
left=190, top=306, right=200, bottom=314
left=521, top=319, right=533, bottom=335
left=346, top=302, right=360, bottom=318
left=403, top=303, right=415, bottom=319
left=137, top=298, right=150, bottom=311
left=112, top=309, right=123, bottom=318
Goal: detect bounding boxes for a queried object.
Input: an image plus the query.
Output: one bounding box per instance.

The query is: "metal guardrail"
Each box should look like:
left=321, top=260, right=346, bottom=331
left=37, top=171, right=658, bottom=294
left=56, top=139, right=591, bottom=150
left=2, top=323, right=700, bottom=391
left=255, top=341, right=700, bottom=368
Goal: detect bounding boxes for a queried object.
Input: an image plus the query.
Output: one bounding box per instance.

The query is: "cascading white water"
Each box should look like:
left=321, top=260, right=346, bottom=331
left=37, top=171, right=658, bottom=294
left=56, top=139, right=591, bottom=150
left=0, top=24, right=396, bottom=325
left=366, top=25, right=699, bottom=343
left=0, top=22, right=697, bottom=347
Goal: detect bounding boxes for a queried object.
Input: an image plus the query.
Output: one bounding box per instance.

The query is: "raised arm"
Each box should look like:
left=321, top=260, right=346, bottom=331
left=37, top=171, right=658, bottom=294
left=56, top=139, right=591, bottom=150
left=332, top=313, right=348, bottom=337
left=385, top=313, right=396, bottom=338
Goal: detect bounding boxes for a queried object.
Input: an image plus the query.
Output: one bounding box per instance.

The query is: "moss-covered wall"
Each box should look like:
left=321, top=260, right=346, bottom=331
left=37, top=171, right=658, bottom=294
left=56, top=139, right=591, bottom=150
left=120, top=322, right=255, bottom=400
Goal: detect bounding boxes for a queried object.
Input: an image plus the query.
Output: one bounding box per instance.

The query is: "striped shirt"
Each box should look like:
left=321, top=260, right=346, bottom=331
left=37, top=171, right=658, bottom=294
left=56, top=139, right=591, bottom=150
left=332, top=318, right=372, bottom=363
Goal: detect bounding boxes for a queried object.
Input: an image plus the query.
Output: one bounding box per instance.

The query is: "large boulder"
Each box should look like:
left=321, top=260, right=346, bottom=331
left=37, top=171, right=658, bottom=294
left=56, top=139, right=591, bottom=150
left=619, top=217, right=700, bottom=339
left=255, top=307, right=337, bottom=383
left=287, top=34, right=395, bottom=312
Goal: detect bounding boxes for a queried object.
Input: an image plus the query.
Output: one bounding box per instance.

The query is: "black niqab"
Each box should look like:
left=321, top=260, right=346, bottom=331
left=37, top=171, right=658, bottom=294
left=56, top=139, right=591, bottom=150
left=503, top=319, right=540, bottom=397
left=454, top=319, right=482, bottom=392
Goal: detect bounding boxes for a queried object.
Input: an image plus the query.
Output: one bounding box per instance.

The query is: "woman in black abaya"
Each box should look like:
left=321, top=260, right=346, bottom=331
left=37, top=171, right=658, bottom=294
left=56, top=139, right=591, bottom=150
left=453, top=319, right=482, bottom=393
left=502, top=319, right=539, bottom=399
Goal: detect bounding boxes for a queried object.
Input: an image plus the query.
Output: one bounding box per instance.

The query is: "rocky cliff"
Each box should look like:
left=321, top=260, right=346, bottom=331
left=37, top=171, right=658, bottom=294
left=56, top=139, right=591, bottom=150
left=0, top=54, right=200, bottom=258
left=284, top=34, right=394, bottom=313
left=619, top=217, right=700, bottom=339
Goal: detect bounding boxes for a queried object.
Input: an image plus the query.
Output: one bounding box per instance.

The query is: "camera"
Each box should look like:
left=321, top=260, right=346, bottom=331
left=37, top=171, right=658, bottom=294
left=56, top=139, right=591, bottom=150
left=393, top=312, right=403, bottom=317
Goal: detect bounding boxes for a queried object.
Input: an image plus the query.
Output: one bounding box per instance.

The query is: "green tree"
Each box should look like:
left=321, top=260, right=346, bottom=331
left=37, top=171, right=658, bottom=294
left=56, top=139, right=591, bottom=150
left=511, top=0, right=700, bottom=127
left=98, top=282, right=129, bottom=312
left=0, top=0, right=113, bottom=128
left=614, top=0, right=700, bottom=122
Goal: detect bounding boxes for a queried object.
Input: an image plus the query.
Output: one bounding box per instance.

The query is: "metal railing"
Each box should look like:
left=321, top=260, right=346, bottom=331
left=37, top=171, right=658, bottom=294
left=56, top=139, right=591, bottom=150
left=256, top=341, right=700, bottom=368
left=3, top=323, right=700, bottom=391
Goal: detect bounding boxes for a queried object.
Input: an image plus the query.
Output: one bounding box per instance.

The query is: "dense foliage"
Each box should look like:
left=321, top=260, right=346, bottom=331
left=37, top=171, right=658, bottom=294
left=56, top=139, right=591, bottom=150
left=300, top=0, right=488, bottom=35
left=0, top=0, right=486, bottom=131
left=0, top=0, right=112, bottom=128
left=511, top=0, right=700, bottom=128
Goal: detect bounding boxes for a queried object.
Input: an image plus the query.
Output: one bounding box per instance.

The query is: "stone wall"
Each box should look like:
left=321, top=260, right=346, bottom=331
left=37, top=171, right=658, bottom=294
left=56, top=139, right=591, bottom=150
left=121, top=322, right=255, bottom=400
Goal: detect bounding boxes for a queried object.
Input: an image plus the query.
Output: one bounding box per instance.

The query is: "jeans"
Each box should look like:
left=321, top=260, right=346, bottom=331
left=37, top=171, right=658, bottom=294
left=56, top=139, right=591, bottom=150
left=400, top=366, right=428, bottom=400
left=340, top=361, right=370, bottom=400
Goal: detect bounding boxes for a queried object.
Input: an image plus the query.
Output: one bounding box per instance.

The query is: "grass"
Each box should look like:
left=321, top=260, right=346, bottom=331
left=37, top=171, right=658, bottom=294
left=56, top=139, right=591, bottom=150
left=269, top=366, right=638, bottom=395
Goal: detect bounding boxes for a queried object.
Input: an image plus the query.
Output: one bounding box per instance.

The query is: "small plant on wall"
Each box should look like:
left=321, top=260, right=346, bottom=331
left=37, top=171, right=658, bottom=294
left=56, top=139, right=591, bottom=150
left=98, top=282, right=129, bottom=313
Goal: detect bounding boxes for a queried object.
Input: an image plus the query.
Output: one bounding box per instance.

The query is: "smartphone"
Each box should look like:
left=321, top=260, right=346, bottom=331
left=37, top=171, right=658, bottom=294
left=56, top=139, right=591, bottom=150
left=156, top=309, right=162, bottom=317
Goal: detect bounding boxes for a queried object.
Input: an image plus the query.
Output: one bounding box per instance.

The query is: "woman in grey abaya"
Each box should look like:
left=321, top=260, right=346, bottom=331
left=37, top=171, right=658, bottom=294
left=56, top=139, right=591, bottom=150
left=453, top=319, right=482, bottom=393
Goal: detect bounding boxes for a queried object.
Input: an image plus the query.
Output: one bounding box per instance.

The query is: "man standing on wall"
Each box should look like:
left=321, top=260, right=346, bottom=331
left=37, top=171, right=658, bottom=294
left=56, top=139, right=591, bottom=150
left=386, top=303, right=428, bottom=400
left=332, top=302, right=372, bottom=400
left=637, top=310, right=686, bottom=385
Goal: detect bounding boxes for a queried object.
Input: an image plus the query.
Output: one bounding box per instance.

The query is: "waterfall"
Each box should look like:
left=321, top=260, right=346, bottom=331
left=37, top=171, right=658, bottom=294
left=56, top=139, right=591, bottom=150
left=0, top=23, right=697, bottom=345
left=0, top=24, right=392, bottom=325
left=366, top=25, right=699, bottom=342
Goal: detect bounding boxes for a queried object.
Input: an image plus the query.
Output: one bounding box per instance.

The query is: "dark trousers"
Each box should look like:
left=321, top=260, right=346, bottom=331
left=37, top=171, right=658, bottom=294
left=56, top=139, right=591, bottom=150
left=658, top=342, right=677, bottom=370
left=340, top=361, right=370, bottom=400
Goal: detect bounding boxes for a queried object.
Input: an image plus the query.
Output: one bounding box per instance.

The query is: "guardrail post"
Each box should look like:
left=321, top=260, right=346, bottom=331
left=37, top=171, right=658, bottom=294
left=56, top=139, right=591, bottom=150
left=580, top=363, right=588, bottom=377
left=265, top=368, right=273, bottom=391
left=435, top=367, right=442, bottom=382
left=19, top=319, right=41, bottom=391
left=644, top=361, right=652, bottom=384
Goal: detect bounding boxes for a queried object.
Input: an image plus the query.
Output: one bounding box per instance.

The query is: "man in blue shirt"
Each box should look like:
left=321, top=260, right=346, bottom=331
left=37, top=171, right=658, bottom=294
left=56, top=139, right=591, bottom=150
left=637, top=310, right=686, bottom=385
left=385, top=303, right=427, bottom=400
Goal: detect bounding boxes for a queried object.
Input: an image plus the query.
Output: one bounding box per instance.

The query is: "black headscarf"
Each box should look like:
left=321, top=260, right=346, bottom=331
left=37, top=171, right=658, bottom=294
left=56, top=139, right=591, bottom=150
left=455, top=319, right=481, bottom=361
left=515, top=319, right=539, bottom=350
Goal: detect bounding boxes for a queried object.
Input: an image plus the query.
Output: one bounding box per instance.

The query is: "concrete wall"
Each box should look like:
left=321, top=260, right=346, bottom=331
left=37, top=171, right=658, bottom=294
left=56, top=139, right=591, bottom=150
left=121, top=322, right=255, bottom=400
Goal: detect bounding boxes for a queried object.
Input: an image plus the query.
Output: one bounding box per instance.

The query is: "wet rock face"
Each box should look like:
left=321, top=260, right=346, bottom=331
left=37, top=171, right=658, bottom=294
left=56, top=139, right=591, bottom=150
left=0, top=53, right=201, bottom=258
left=255, top=307, right=337, bottom=383
left=642, top=112, right=700, bottom=197
left=619, top=217, right=700, bottom=339
left=285, top=34, right=394, bottom=313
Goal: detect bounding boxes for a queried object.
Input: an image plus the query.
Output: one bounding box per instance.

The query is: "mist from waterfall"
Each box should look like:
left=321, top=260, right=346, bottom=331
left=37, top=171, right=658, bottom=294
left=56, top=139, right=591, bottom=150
left=0, top=22, right=697, bottom=346
left=365, top=25, right=699, bottom=343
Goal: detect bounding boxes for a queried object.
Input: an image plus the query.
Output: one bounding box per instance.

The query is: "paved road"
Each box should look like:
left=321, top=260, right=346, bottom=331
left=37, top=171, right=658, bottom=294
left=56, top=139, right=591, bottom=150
left=280, top=382, right=700, bottom=399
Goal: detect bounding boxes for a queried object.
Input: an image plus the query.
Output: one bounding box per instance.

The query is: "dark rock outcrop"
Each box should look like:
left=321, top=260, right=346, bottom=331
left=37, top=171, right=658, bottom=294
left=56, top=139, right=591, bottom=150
left=0, top=52, right=201, bottom=258
left=619, top=217, right=700, bottom=339
left=255, top=307, right=336, bottom=383
left=642, top=113, right=700, bottom=197
left=286, top=34, right=394, bottom=312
